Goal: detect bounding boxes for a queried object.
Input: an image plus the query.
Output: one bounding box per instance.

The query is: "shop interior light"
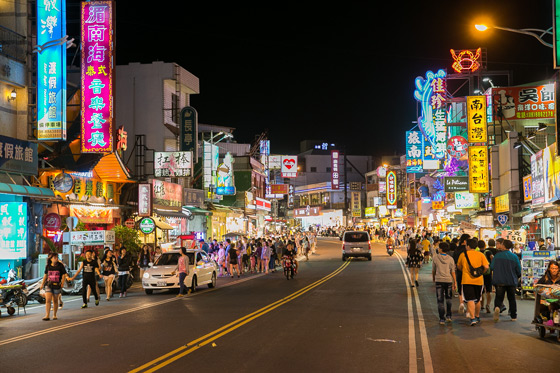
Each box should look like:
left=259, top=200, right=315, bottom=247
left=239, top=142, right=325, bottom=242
left=7, top=88, right=16, bottom=102
left=537, top=122, right=547, bottom=131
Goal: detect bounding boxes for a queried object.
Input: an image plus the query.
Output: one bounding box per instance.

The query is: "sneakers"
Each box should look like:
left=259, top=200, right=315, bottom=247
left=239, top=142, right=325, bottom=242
left=511, top=317, right=517, bottom=321
left=81, top=303, right=87, bottom=309
left=500, top=305, right=507, bottom=313
left=176, top=294, right=184, bottom=297
left=119, top=293, right=123, bottom=298
left=475, top=317, right=481, bottom=324
left=470, top=319, right=477, bottom=326
left=485, top=305, right=491, bottom=313
left=439, top=319, right=446, bottom=325
left=459, top=303, right=465, bottom=314
left=494, top=307, right=500, bottom=322
left=446, top=317, right=452, bottom=323
left=95, top=299, right=99, bottom=306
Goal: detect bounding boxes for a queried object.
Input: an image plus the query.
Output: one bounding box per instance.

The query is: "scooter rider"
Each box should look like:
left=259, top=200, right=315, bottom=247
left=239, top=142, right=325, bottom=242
left=284, top=242, right=298, bottom=274
left=386, top=236, right=395, bottom=251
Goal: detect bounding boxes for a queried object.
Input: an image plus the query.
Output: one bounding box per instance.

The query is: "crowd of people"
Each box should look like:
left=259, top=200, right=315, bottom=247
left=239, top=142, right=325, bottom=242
left=402, top=230, right=560, bottom=327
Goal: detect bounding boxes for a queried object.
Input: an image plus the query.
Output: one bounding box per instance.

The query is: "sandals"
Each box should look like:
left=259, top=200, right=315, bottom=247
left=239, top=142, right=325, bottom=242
left=42, top=317, right=50, bottom=321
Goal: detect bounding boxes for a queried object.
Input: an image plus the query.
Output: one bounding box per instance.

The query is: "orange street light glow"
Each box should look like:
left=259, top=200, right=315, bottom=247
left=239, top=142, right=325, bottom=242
left=475, top=24, right=489, bottom=31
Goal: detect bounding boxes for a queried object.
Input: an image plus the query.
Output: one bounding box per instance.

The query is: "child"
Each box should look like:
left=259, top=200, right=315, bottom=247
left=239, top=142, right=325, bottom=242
left=432, top=242, right=457, bottom=324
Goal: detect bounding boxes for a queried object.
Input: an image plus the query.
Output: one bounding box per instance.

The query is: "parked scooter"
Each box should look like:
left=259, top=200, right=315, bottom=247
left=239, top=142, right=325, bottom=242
left=0, top=282, right=27, bottom=316
left=386, top=244, right=394, bottom=256
left=24, top=277, right=45, bottom=304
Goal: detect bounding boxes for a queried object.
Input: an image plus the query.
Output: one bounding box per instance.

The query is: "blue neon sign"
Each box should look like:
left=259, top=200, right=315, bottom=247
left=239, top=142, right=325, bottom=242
left=37, top=0, right=67, bottom=141
left=0, top=202, right=28, bottom=260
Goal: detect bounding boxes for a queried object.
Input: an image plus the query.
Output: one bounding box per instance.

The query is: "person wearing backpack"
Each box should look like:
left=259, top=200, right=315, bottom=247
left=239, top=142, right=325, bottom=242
left=456, top=239, right=489, bottom=326
left=490, top=239, right=521, bottom=322
left=482, top=239, right=498, bottom=313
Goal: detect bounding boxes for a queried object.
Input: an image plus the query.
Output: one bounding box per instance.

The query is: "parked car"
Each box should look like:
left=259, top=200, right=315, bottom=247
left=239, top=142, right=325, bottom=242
left=142, top=249, right=218, bottom=294
left=341, top=231, right=372, bottom=261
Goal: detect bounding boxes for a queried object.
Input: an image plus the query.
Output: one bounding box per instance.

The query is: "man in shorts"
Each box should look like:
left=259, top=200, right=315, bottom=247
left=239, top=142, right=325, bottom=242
left=457, top=238, right=489, bottom=326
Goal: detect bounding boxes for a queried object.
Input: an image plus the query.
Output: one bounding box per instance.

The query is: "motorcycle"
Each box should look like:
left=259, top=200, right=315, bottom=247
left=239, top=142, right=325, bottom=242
left=24, top=277, right=45, bottom=304
left=386, top=244, right=394, bottom=256
left=0, top=282, right=27, bottom=316
left=282, top=256, right=296, bottom=280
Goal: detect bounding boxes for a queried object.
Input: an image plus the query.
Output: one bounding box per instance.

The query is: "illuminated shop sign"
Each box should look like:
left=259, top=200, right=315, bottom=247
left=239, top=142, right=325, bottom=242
left=203, top=141, right=219, bottom=189
left=70, top=205, right=113, bottom=224
left=467, top=96, right=488, bottom=143
left=81, top=0, right=114, bottom=153
left=450, top=48, right=482, bottom=74
left=531, top=150, right=545, bottom=205
left=0, top=202, right=27, bottom=260
left=455, top=192, right=479, bottom=209
left=331, top=150, right=340, bottom=189
left=37, top=0, right=67, bottom=141
left=468, top=145, right=489, bottom=193
left=386, top=171, right=397, bottom=207
left=495, top=193, right=510, bottom=214
left=523, top=175, right=533, bottom=203
left=281, top=156, right=298, bottom=178
left=152, top=179, right=182, bottom=210
left=406, top=131, right=423, bottom=173
left=414, top=69, right=447, bottom=159
left=492, top=84, right=555, bottom=120
left=216, top=152, right=236, bottom=195
left=154, top=151, right=192, bottom=177
left=447, top=136, right=468, bottom=159
left=138, top=183, right=152, bottom=216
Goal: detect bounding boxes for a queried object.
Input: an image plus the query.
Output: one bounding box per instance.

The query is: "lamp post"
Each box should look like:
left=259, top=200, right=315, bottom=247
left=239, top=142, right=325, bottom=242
left=475, top=24, right=553, bottom=48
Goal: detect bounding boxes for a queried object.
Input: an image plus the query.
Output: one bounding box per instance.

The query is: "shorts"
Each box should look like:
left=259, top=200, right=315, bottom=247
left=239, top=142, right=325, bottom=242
left=462, top=284, right=483, bottom=303
left=44, top=286, right=62, bottom=295
left=483, top=275, right=492, bottom=292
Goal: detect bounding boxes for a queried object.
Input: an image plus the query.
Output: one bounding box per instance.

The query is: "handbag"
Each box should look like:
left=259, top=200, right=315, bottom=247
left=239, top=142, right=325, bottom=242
left=463, top=251, right=485, bottom=278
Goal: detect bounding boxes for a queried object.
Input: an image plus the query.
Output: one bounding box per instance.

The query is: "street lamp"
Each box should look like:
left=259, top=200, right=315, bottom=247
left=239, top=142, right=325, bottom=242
left=475, top=23, right=553, bottom=48
left=482, top=77, right=495, bottom=88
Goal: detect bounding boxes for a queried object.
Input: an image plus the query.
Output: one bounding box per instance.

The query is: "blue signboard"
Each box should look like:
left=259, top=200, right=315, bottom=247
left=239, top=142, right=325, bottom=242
left=0, top=202, right=28, bottom=260
left=37, top=0, right=67, bottom=140
left=0, top=135, right=39, bottom=175
left=405, top=131, right=423, bottom=173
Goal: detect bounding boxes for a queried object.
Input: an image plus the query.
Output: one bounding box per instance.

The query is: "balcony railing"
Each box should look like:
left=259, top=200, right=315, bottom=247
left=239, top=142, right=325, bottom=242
left=0, top=25, right=27, bottom=63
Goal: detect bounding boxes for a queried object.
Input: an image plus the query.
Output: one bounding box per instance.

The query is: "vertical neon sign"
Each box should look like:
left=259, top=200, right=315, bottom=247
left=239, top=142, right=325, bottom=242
left=81, top=1, right=114, bottom=153
left=37, top=0, right=67, bottom=141
left=414, top=70, right=447, bottom=159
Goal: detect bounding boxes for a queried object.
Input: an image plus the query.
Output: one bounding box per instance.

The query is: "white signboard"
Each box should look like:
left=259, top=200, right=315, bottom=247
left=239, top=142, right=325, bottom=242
left=69, top=230, right=115, bottom=245
left=154, top=151, right=192, bottom=177
left=281, top=156, right=298, bottom=178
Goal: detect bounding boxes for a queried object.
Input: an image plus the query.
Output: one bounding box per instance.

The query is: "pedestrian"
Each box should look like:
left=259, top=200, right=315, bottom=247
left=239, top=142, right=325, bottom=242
left=86, top=249, right=101, bottom=302
left=101, top=249, right=117, bottom=301
left=177, top=246, right=190, bottom=297
left=217, top=243, right=226, bottom=276
left=535, top=260, right=560, bottom=321
left=269, top=239, right=277, bottom=273
left=421, top=235, right=431, bottom=264
left=239, top=238, right=249, bottom=273
left=537, top=238, right=546, bottom=250
left=255, top=241, right=263, bottom=273
left=302, top=234, right=310, bottom=261
left=545, top=237, right=555, bottom=251
left=406, top=239, right=424, bottom=287
left=69, top=249, right=102, bottom=308
left=491, top=239, right=521, bottom=322
left=228, top=242, right=240, bottom=278
left=261, top=240, right=271, bottom=274
left=199, top=239, right=209, bottom=254
left=453, top=233, right=470, bottom=313
left=432, top=242, right=457, bottom=324
left=456, top=239, right=490, bottom=326
left=482, top=239, right=498, bottom=313
left=153, top=246, right=162, bottom=263
left=116, top=247, right=132, bottom=298
left=40, top=252, right=67, bottom=320
left=137, top=245, right=152, bottom=280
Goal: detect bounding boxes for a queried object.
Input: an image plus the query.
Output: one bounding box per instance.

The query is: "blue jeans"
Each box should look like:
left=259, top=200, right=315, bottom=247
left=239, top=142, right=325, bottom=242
left=118, top=274, right=128, bottom=293
left=179, top=272, right=188, bottom=295
left=435, top=282, right=453, bottom=320
left=494, top=285, right=517, bottom=318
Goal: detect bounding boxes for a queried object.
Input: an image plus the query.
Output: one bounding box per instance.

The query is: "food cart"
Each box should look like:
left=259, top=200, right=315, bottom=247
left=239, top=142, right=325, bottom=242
left=532, top=284, right=560, bottom=341
left=521, top=250, right=558, bottom=299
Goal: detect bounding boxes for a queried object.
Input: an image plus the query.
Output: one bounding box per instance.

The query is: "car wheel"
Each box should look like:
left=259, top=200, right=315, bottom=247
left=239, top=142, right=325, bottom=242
left=367, top=255, right=372, bottom=261
left=342, top=255, right=346, bottom=261
left=191, top=276, right=197, bottom=293
left=208, top=272, right=216, bottom=288
left=145, top=289, right=153, bottom=295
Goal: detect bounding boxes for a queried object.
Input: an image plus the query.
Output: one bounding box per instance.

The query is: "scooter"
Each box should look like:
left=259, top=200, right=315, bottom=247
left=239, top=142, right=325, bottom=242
left=386, top=244, right=394, bottom=256
left=282, top=256, right=296, bottom=280
left=24, top=277, right=45, bottom=304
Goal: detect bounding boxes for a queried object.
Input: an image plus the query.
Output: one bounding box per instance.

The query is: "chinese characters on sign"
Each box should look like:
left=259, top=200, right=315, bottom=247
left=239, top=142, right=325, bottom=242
left=154, top=151, right=192, bottom=177
left=386, top=171, right=397, bottom=208
left=0, top=202, right=27, bottom=260
left=138, top=183, right=152, bottom=217
left=406, top=131, right=423, bottom=173
left=69, top=230, right=115, bottom=245
left=492, top=84, right=555, bottom=120
left=531, top=151, right=545, bottom=205
left=467, top=96, right=488, bottom=143
left=180, top=107, right=198, bottom=159
left=468, top=146, right=489, bottom=193
left=495, top=193, right=510, bottom=214
left=81, top=1, right=113, bottom=153
left=523, top=175, right=533, bottom=203
left=331, top=150, right=340, bottom=189
left=37, top=0, right=67, bottom=141
left=281, top=156, right=298, bottom=178
left=152, top=179, right=182, bottom=210
left=351, top=191, right=361, bottom=217
left=0, top=135, right=38, bottom=175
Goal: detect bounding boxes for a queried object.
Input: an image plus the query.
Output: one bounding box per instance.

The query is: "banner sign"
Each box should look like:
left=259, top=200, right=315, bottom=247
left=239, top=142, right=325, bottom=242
left=364, top=207, right=376, bottom=217
left=467, top=96, right=488, bottom=143
left=270, top=184, right=289, bottom=194
left=455, top=192, right=480, bottom=209
left=180, top=107, right=198, bottom=159
left=351, top=191, right=361, bottom=217
left=331, top=150, right=340, bottom=189
left=294, top=206, right=322, bottom=217
left=406, top=131, right=424, bottom=173
left=70, top=205, right=113, bottom=224
left=0, top=135, right=39, bottom=175
left=444, top=176, right=469, bottom=192
left=138, top=183, right=152, bottom=216
left=216, top=152, right=235, bottom=195
left=414, top=69, right=447, bottom=159
left=495, top=193, right=510, bottom=213
left=386, top=170, right=397, bottom=207
left=523, top=175, right=533, bottom=202
left=492, top=84, right=555, bottom=120
left=81, top=0, right=114, bottom=153
left=154, top=151, right=192, bottom=177
left=0, top=202, right=27, bottom=259
left=281, top=156, right=298, bottom=178
left=69, top=230, right=115, bottom=245
left=531, top=150, right=545, bottom=205
left=37, top=0, right=67, bottom=141
left=468, top=145, right=489, bottom=193
left=152, top=180, right=182, bottom=210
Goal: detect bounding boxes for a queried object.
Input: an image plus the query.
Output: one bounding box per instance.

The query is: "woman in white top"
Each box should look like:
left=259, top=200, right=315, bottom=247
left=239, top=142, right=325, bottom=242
left=217, top=243, right=226, bottom=277
left=261, top=241, right=271, bottom=274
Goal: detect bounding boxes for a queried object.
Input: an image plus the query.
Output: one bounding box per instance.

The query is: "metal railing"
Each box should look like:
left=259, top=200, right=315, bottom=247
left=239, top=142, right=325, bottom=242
left=0, top=25, right=27, bottom=63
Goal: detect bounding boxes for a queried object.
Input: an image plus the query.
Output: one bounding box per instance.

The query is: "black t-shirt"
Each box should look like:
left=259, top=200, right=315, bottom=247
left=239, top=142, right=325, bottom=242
left=82, top=259, right=99, bottom=279
left=101, top=258, right=117, bottom=275
left=45, top=262, right=67, bottom=288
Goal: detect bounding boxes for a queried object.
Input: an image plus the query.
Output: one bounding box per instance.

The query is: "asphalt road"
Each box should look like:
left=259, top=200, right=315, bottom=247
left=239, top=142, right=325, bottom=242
left=1, top=238, right=559, bottom=372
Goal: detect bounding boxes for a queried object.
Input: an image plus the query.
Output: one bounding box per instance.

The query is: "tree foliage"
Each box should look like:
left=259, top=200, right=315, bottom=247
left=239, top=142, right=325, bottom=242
left=112, top=225, right=141, bottom=254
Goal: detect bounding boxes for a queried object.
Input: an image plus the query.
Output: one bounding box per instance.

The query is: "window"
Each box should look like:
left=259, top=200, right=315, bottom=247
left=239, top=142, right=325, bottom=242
left=310, top=167, right=317, bottom=172
left=326, top=167, right=331, bottom=172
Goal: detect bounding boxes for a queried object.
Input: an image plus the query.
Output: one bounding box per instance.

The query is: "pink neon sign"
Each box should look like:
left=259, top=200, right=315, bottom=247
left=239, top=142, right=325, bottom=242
left=81, top=1, right=113, bottom=153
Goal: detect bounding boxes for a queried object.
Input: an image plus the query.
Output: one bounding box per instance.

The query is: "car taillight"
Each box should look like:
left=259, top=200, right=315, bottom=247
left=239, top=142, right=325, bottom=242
left=368, top=242, right=371, bottom=251
left=342, top=244, right=345, bottom=251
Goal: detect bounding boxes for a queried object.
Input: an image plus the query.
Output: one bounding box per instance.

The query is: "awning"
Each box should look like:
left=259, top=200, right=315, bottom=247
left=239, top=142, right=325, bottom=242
left=93, top=153, right=134, bottom=183
left=0, top=183, right=55, bottom=198
left=152, top=216, right=174, bottom=230
left=154, top=209, right=188, bottom=219
left=182, top=206, right=212, bottom=216
left=522, top=211, right=543, bottom=223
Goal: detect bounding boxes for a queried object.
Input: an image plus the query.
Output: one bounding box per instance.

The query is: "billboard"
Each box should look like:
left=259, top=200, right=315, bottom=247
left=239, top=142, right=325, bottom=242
left=180, top=107, right=198, bottom=159
left=455, top=192, right=479, bottom=209
left=154, top=151, right=192, bottom=177
left=281, top=156, right=298, bottom=178
left=37, top=0, right=67, bottom=141
left=531, top=150, right=545, bottom=205
left=492, top=84, right=555, bottom=120
left=81, top=0, right=114, bottom=153
left=0, top=202, right=27, bottom=260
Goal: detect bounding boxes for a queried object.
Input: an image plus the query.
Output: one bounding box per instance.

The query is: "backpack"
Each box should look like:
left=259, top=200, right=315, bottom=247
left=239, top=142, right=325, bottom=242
left=246, top=244, right=252, bottom=256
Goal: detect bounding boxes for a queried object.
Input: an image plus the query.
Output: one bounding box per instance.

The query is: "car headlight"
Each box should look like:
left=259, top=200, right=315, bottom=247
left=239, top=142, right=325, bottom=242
left=143, top=272, right=150, bottom=279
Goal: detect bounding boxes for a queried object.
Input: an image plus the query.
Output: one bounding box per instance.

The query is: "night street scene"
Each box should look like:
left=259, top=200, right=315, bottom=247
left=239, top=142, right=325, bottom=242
left=1, top=0, right=560, bottom=372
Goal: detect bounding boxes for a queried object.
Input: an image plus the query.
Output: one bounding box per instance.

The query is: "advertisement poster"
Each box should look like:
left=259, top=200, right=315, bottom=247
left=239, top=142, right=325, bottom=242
left=531, top=150, right=545, bottom=205
left=492, top=84, right=555, bottom=120
left=455, top=192, right=479, bottom=209
left=523, top=175, right=533, bottom=202
left=70, top=205, right=113, bottom=224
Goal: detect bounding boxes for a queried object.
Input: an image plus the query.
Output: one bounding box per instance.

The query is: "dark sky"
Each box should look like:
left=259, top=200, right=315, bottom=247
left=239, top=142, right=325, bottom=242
left=104, top=1, right=555, bottom=156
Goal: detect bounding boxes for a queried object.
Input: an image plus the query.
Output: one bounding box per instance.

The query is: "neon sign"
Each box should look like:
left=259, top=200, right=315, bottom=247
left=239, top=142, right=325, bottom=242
left=81, top=1, right=114, bottom=153
left=386, top=171, right=397, bottom=207
left=450, top=48, right=482, bottom=74
left=414, top=70, right=447, bottom=159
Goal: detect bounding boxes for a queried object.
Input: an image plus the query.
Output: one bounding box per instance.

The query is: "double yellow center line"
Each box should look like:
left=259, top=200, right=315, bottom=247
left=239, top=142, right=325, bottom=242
left=130, top=259, right=351, bottom=373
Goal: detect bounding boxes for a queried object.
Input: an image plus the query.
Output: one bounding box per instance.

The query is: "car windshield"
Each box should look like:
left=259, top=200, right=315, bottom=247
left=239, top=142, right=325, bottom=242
left=155, top=253, right=195, bottom=266
left=344, top=232, right=369, bottom=242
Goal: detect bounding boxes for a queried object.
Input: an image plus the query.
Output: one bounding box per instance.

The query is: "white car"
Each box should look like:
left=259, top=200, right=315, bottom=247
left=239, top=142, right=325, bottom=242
left=142, top=249, right=218, bottom=294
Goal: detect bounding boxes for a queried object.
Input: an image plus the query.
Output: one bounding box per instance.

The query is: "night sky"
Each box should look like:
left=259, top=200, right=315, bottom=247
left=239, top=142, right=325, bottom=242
left=94, top=1, right=555, bottom=156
